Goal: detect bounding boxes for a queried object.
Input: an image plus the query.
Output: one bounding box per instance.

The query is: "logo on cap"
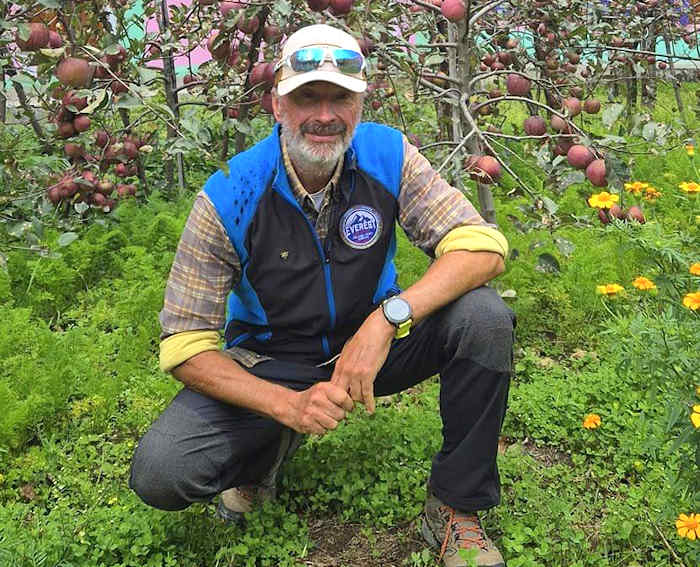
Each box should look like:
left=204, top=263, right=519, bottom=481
left=340, top=206, right=382, bottom=249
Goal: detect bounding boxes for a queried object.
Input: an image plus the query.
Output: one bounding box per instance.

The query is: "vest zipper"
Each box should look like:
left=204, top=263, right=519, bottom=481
left=297, top=209, right=336, bottom=358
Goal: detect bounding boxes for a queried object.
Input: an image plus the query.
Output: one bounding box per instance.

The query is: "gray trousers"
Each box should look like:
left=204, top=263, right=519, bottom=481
left=130, top=287, right=515, bottom=513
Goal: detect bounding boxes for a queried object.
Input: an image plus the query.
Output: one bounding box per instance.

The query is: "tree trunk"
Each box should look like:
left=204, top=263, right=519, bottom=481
left=458, top=12, right=496, bottom=224
left=159, top=0, right=186, bottom=195
left=234, top=6, right=271, bottom=155
left=447, top=22, right=463, bottom=191
left=663, top=31, right=688, bottom=129
left=13, top=82, right=51, bottom=154
left=641, top=22, right=657, bottom=109
left=0, top=65, right=6, bottom=124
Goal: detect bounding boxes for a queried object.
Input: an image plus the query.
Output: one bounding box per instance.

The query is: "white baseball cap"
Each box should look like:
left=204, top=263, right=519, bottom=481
left=275, top=24, right=367, bottom=96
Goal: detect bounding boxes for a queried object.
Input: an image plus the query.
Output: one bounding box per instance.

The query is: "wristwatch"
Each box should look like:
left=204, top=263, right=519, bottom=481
left=381, top=296, right=413, bottom=339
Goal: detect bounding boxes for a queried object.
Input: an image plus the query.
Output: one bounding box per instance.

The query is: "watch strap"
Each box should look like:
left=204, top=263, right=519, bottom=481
left=395, top=319, right=412, bottom=339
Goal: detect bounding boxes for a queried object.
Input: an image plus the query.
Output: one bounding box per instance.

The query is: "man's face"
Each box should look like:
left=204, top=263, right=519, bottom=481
left=272, top=81, right=364, bottom=170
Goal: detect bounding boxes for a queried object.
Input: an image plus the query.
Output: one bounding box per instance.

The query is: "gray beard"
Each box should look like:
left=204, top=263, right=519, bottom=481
left=281, top=125, right=348, bottom=180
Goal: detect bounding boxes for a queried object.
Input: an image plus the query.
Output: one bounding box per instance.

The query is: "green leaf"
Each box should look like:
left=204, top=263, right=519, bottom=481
left=642, top=121, right=657, bottom=141
left=138, top=67, right=160, bottom=84
left=82, top=89, right=108, bottom=114
left=602, top=103, right=624, bottom=128
left=57, top=232, right=79, bottom=247
left=424, top=53, right=444, bottom=66
left=232, top=119, right=252, bottom=135
left=535, top=253, right=560, bottom=274
left=541, top=196, right=559, bottom=215
left=218, top=161, right=230, bottom=177
left=104, top=43, right=123, bottom=55
left=558, top=170, right=585, bottom=191
left=37, top=0, right=61, bottom=7
left=554, top=236, right=575, bottom=257
left=114, top=94, right=141, bottom=109
left=16, top=23, right=30, bottom=42
left=275, top=0, right=292, bottom=17
left=38, top=47, right=66, bottom=58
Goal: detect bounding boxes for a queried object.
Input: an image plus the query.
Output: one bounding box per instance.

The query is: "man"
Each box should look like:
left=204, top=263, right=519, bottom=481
left=130, top=23, right=514, bottom=567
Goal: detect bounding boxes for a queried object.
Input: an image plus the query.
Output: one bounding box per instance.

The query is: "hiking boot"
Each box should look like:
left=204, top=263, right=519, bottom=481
left=215, top=428, right=304, bottom=523
left=421, top=492, right=506, bottom=567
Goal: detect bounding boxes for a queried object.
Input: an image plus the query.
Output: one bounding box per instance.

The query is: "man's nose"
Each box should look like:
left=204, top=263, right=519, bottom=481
left=315, top=99, right=335, bottom=121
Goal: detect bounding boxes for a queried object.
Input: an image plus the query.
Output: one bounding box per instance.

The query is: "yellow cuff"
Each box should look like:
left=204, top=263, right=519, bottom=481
left=159, top=330, right=221, bottom=372
left=435, top=226, right=509, bottom=258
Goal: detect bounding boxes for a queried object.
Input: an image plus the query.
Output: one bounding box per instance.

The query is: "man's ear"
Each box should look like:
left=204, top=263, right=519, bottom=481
left=271, top=91, right=282, bottom=122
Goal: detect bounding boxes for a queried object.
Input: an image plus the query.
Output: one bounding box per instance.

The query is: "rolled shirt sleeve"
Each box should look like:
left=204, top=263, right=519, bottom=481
left=398, top=136, right=508, bottom=258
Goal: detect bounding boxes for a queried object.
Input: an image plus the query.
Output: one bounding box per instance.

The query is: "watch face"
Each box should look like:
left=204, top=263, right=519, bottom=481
left=385, top=297, right=411, bottom=323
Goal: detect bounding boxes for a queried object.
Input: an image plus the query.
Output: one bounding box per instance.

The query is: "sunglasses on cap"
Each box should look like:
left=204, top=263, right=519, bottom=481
left=274, top=47, right=366, bottom=76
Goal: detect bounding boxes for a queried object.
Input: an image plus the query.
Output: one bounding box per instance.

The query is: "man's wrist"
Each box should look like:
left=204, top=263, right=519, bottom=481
left=370, top=307, right=397, bottom=341
left=270, top=385, right=299, bottom=427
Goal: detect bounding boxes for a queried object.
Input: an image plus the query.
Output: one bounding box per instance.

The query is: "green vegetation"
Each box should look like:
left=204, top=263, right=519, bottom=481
left=1, top=88, right=699, bottom=566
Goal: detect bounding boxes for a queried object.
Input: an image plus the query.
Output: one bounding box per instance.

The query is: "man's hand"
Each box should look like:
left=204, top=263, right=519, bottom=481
left=330, top=309, right=395, bottom=414
left=286, top=382, right=354, bottom=435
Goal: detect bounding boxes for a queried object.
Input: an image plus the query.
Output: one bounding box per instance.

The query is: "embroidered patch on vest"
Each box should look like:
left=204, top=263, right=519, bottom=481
left=340, top=206, right=383, bottom=250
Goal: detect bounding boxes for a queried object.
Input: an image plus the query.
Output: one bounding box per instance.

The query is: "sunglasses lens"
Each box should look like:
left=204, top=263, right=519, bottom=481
left=289, top=48, right=324, bottom=72
left=333, top=49, right=364, bottom=74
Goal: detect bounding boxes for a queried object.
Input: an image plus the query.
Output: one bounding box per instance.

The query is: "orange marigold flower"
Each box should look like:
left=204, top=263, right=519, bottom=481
left=588, top=191, right=620, bottom=209
left=690, top=263, right=700, bottom=276
left=686, top=144, right=695, bottom=157
left=679, top=181, right=700, bottom=194
left=676, top=513, right=700, bottom=540
left=643, top=187, right=661, bottom=201
left=692, top=405, right=700, bottom=428
left=632, top=276, right=656, bottom=291
left=624, top=181, right=648, bottom=195
left=583, top=413, right=602, bottom=429
left=683, top=292, right=700, bottom=310
left=596, top=283, right=624, bottom=296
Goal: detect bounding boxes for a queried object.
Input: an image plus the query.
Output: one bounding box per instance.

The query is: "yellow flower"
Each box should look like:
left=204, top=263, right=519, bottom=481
left=624, top=181, right=649, bottom=195
left=588, top=192, right=620, bottom=209
left=686, top=144, right=695, bottom=157
left=679, top=181, right=700, bottom=194
left=690, top=263, right=700, bottom=276
left=683, top=291, right=700, bottom=310
left=596, top=283, right=625, bottom=296
left=692, top=405, right=700, bottom=428
left=676, top=513, right=700, bottom=540
left=583, top=413, right=602, bottom=429
left=632, top=276, right=656, bottom=291
left=643, top=186, right=661, bottom=201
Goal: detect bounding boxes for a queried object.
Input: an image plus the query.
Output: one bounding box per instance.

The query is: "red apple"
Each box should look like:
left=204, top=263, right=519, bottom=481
left=15, top=23, right=50, bottom=51
left=567, top=145, right=594, bottom=169
left=56, top=57, right=92, bottom=88
left=506, top=74, right=530, bottom=96
left=585, top=159, right=607, bottom=187
left=441, top=0, right=466, bottom=22
left=523, top=116, right=547, bottom=136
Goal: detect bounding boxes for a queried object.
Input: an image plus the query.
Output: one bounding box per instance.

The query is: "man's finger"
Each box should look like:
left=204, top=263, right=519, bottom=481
left=325, top=384, right=354, bottom=412
left=349, top=380, right=363, bottom=403
left=330, top=364, right=347, bottom=386
left=362, top=380, right=376, bottom=415
left=316, top=414, right=339, bottom=432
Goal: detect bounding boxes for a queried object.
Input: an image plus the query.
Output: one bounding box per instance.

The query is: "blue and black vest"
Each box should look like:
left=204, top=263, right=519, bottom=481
left=205, top=122, right=404, bottom=365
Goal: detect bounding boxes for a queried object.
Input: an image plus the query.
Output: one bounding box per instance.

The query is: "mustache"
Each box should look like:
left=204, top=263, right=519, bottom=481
left=301, top=122, right=346, bottom=136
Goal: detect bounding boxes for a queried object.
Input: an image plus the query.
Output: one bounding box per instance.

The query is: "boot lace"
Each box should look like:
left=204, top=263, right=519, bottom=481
left=439, top=506, right=489, bottom=562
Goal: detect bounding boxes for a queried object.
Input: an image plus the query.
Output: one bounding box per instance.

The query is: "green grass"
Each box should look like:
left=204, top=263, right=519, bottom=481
left=0, top=86, right=698, bottom=567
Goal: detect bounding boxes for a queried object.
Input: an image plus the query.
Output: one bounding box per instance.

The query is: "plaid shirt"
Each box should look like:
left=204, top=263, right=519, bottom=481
left=160, top=131, right=492, bottom=364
